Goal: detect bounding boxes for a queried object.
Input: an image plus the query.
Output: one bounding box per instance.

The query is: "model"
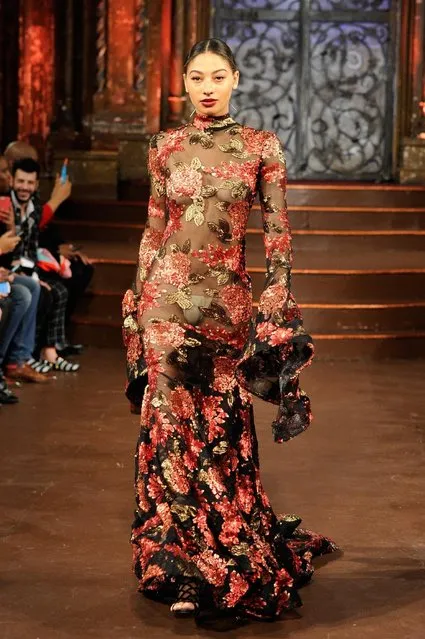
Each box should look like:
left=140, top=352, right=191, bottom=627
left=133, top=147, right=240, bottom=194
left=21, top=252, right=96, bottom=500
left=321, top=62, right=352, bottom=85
left=123, top=38, right=337, bottom=621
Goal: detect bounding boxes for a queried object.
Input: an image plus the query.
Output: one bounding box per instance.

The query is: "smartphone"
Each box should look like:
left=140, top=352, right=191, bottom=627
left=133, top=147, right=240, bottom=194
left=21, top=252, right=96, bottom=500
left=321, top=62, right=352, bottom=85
left=60, top=158, right=69, bottom=184
left=0, top=281, right=11, bottom=296
left=0, top=195, right=12, bottom=217
left=0, top=195, right=12, bottom=208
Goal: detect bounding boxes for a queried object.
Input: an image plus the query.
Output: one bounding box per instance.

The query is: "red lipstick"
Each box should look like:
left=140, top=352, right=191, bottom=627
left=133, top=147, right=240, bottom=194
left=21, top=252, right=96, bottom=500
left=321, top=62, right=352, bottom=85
left=200, top=99, right=217, bottom=106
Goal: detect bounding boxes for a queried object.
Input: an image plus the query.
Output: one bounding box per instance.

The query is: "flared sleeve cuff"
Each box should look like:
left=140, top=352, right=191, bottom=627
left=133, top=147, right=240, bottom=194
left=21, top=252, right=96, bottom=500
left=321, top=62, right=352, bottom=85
left=235, top=295, right=315, bottom=443
left=122, top=287, right=148, bottom=414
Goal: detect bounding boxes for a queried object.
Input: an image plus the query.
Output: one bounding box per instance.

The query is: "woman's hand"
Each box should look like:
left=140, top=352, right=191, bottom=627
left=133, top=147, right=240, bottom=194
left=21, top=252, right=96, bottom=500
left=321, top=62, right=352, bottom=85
left=59, top=243, right=91, bottom=265
left=0, top=230, right=21, bottom=254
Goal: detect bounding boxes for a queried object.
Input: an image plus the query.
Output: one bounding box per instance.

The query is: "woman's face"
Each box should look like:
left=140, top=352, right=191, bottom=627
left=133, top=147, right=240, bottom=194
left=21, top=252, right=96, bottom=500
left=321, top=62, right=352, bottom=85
left=184, top=52, right=239, bottom=117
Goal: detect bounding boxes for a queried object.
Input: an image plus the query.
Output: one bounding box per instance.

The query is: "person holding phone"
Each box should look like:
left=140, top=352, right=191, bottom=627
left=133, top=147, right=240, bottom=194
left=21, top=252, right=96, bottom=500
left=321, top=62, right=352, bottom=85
left=0, top=158, right=48, bottom=383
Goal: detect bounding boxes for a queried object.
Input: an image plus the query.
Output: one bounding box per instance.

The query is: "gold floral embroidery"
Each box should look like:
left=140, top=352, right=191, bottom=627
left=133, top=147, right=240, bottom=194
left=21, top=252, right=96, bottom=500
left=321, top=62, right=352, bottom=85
left=123, top=315, right=139, bottom=333
left=188, top=131, right=214, bottom=148
left=218, top=138, right=249, bottom=159
left=185, top=197, right=205, bottom=226
left=207, top=218, right=232, bottom=243
left=221, top=178, right=250, bottom=200
left=208, top=266, right=231, bottom=286
left=166, top=286, right=194, bottom=310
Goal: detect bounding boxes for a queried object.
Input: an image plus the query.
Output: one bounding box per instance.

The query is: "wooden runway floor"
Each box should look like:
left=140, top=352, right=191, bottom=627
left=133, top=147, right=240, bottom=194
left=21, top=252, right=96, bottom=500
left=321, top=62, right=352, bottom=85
left=1, top=349, right=424, bottom=638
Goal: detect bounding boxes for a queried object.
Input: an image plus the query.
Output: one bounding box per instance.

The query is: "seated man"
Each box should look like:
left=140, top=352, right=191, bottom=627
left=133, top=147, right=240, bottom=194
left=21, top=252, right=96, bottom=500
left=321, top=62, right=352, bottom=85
left=0, top=229, right=44, bottom=400
left=0, top=158, right=68, bottom=380
left=2, top=146, right=88, bottom=356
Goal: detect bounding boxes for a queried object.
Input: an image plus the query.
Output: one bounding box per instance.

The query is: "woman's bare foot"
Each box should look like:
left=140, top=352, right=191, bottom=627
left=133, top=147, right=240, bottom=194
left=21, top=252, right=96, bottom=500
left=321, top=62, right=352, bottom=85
left=170, top=577, right=199, bottom=617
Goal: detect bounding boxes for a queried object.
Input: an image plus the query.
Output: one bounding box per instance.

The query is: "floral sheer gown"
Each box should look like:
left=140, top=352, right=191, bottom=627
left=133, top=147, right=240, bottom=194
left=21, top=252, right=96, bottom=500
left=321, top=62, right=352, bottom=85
left=122, top=112, right=336, bottom=619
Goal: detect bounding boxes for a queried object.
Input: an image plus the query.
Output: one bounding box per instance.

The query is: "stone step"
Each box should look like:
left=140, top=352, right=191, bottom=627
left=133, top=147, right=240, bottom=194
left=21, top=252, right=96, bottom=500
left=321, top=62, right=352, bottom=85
left=70, top=317, right=425, bottom=359
left=89, top=263, right=425, bottom=304
left=56, top=219, right=425, bottom=251
left=81, top=241, right=425, bottom=304
left=76, top=291, right=425, bottom=333
left=115, top=182, right=425, bottom=208
left=286, top=183, right=425, bottom=208
left=59, top=198, right=425, bottom=230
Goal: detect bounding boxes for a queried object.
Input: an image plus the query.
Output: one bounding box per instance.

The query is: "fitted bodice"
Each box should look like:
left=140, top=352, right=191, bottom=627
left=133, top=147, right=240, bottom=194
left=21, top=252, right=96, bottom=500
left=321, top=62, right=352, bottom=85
left=123, top=112, right=315, bottom=444
left=136, top=113, right=292, bottom=338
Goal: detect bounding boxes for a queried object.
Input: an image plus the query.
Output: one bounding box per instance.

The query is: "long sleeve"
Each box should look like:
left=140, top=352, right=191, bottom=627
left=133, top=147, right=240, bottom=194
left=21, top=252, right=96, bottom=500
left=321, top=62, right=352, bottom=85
left=236, top=132, right=315, bottom=443
left=135, top=139, right=167, bottom=294
left=39, top=203, right=54, bottom=230
left=122, top=138, right=166, bottom=412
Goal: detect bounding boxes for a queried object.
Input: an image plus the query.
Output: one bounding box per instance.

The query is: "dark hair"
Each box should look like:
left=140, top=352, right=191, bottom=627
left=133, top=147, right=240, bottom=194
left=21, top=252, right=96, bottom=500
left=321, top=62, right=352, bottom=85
left=184, top=38, right=238, bottom=74
left=11, top=158, right=40, bottom=178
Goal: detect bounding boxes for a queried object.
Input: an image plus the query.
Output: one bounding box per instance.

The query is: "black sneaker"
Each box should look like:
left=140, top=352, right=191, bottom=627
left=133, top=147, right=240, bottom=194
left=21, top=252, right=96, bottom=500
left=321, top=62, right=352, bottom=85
left=56, top=342, right=84, bottom=356
left=0, top=376, right=19, bottom=404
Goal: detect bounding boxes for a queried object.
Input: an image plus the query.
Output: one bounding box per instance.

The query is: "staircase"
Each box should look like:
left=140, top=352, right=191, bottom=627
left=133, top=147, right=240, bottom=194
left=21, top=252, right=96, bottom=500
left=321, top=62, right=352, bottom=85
left=57, top=183, right=425, bottom=358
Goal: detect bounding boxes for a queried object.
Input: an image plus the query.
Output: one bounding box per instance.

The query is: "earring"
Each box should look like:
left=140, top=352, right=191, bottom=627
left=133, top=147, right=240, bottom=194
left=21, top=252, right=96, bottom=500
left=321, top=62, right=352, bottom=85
left=190, top=109, right=195, bottom=117
left=230, top=103, right=237, bottom=113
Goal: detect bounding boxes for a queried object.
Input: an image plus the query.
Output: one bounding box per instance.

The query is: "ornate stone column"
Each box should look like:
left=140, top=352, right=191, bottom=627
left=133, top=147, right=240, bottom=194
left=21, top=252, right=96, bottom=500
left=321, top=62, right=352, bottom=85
left=399, top=0, right=425, bottom=183
left=165, top=0, right=211, bottom=127
left=18, top=0, right=55, bottom=162
left=91, top=0, right=146, bottom=144
left=167, top=0, right=186, bottom=125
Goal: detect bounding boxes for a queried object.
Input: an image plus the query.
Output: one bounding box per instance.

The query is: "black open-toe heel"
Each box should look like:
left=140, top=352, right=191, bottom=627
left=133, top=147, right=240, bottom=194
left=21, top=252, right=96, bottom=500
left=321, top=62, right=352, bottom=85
left=170, top=577, right=200, bottom=618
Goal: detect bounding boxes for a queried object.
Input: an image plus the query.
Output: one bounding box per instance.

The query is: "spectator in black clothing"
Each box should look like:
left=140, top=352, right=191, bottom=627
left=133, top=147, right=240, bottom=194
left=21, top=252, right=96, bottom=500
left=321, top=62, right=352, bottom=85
left=38, top=222, right=93, bottom=356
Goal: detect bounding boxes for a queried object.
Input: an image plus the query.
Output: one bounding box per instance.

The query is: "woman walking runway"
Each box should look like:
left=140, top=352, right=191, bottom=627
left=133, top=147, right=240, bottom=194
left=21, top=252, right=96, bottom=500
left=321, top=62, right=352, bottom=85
left=123, top=38, right=336, bottom=621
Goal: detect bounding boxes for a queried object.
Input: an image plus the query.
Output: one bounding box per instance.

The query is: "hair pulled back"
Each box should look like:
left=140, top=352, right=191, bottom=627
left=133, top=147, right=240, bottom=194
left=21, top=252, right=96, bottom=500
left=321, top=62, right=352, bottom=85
left=184, top=38, right=238, bottom=74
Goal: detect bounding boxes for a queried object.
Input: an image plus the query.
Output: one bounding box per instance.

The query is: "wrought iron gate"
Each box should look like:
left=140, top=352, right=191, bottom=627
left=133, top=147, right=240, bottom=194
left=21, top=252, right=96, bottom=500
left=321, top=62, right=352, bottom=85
left=213, top=1, right=398, bottom=180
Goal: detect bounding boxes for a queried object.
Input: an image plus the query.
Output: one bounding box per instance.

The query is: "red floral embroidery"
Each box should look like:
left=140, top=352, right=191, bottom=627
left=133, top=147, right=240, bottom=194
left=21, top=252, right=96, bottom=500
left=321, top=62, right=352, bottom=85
left=125, top=332, right=143, bottom=365
left=148, top=196, right=165, bottom=219
left=153, top=251, right=191, bottom=287
left=239, top=127, right=266, bottom=155
left=228, top=201, right=250, bottom=240
left=202, top=395, right=226, bottom=443
left=224, top=571, right=249, bottom=608
left=213, top=356, right=237, bottom=393
left=157, top=127, right=186, bottom=164
left=207, top=159, right=259, bottom=192
left=137, top=281, right=161, bottom=318
left=261, top=162, right=287, bottom=189
left=169, top=386, right=195, bottom=420
left=193, top=244, right=242, bottom=272
left=167, top=162, right=203, bottom=198
left=138, top=227, right=163, bottom=277
left=258, top=283, right=287, bottom=316
left=264, top=233, right=292, bottom=260
left=144, top=321, right=186, bottom=348
left=220, top=284, right=252, bottom=325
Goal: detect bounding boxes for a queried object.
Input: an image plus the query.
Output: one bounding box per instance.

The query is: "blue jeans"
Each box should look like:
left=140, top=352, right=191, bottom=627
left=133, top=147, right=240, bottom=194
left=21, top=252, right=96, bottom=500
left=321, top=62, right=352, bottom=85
left=0, top=275, right=40, bottom=366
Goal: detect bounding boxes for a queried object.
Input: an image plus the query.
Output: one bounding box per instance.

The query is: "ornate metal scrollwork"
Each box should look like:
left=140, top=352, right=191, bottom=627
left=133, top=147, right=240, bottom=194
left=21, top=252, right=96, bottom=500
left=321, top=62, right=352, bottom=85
left=215, top=0, right=395, bottom=180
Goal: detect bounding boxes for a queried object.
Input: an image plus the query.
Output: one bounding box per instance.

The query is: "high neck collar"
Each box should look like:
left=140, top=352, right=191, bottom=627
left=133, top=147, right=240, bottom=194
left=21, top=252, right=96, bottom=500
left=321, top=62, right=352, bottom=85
left=192, top=112, right=236, bottom=131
